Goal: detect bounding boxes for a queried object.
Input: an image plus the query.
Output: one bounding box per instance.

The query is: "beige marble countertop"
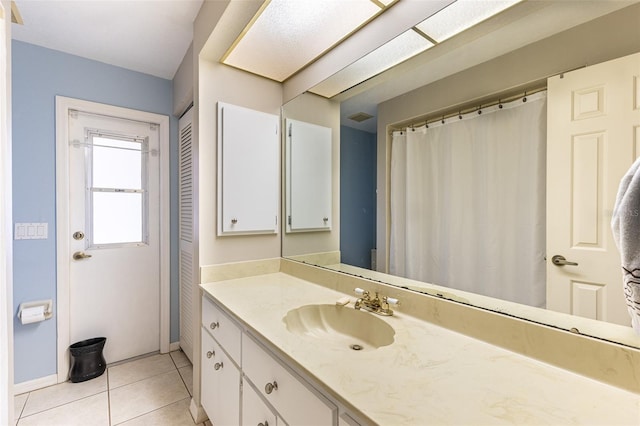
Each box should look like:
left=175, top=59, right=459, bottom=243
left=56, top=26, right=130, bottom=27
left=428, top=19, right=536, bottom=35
left=201, top=272, right=640, bottom=425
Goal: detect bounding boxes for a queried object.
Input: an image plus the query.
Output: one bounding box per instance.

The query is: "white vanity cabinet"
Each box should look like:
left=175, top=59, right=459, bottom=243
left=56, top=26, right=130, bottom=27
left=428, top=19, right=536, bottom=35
left=201, top=293, right=364, bottom=426
left=242, top=333, right=337, bottom=425
left=200, top=328, right=241, bottom=425
left=201, top=296, right=242, bottom=425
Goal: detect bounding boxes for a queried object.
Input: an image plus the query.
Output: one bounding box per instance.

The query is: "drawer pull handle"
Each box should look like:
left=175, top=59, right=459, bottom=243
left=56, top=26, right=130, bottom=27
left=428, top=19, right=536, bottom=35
left=214, top=362, right=223, bottom=371
left=264, top=381, right=278, bottom=394
left=206, top=350, right=215, bottom=359
left=210, top=321, right=219, bottom=330
left=258, top=422, right=269, bottom=426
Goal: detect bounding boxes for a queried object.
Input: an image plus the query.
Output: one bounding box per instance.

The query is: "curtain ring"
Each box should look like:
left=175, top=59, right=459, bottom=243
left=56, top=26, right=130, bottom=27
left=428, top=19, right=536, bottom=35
left=498, top=99, right=503, bottom=109
left=441, top=115, right=445, bottom=124
left=477, top=106, right=482, bottom=115
left=523, top=91, right=527, bottom=102
left=458, top=111, right=462, bottom=120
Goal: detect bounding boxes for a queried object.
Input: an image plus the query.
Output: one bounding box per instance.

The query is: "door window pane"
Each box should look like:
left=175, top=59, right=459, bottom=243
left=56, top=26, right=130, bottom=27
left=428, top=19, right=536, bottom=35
left=92, top=192, right=143, bottom=245
left=92, top=136, right=143, bottom=189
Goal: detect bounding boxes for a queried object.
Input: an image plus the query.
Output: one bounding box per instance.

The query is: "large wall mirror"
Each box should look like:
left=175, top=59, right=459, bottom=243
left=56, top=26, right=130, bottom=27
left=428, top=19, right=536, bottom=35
left=282, top=1, right=640, bottom=349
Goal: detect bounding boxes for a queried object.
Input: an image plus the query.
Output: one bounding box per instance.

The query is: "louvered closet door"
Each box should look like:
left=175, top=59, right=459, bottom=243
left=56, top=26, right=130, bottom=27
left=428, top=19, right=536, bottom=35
left=179, top=107, right=195, bottom=362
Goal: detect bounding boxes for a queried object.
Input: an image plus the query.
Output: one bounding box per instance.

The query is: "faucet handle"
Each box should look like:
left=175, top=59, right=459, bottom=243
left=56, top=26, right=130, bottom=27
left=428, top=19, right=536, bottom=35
left=385, top=296, right=399, bottom=306
left=354, top=287, right=367, bottom=297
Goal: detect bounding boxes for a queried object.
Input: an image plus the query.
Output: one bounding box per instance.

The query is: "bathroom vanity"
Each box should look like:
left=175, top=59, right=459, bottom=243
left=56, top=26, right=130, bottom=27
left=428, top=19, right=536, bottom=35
left=199, top=259, right=640, bottom=425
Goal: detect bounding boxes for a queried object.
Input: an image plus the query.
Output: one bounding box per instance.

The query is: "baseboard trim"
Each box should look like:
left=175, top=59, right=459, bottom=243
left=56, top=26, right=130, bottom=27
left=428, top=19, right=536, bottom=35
left=169, top=341, right=181, bottom=352
left=189, top=397, right=208, bottom=424
left=14, top=374, right=58, bottom=395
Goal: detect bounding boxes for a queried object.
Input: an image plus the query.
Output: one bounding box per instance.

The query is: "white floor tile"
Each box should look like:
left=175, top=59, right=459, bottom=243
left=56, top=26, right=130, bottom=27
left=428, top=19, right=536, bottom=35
left=21, top=374, right=107, bottom=417
left=13, top=393, right=28, bottom=422
left=108, top=353, right=175, bottom=389
left=170, top=350, right=191, bottom=368
left=17, top=392, right=109, bottom=426
left=178, top=365, right=194, bottom=396
left=117, top=397, right=199, bottom=426
left=109, top=370, right=189, bottom=425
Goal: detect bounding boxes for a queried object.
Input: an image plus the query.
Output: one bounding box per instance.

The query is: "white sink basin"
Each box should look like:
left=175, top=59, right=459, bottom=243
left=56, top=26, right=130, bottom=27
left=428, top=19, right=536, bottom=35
left=283, top=304, right=395, bottom=351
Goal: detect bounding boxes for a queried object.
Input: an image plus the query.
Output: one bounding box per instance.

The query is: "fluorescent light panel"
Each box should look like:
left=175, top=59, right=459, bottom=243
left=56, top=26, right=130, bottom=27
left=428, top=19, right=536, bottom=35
left=311, top=0, right=523, bottom=97
left=223, top=0, right=382, bottom=82
left=311, top=29, right=433, bottom=98
left=416, top=0, right=522, bottom=43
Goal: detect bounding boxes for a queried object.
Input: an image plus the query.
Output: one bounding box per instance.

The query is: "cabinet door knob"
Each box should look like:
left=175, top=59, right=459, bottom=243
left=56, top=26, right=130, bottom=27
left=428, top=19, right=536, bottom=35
left=206, top=350, right=215, bottom=359
left=214, top=362, right=223, bottom=371
left=264, top=381, right=278, bottom=394
left=210, top=321, right=219, bottom=330
left=258, top=422, right=269, bottom=426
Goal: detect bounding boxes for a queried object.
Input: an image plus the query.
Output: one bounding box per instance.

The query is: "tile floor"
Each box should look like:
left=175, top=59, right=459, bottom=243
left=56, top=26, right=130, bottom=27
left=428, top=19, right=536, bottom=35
left=13, top=351, right=211, bottom=426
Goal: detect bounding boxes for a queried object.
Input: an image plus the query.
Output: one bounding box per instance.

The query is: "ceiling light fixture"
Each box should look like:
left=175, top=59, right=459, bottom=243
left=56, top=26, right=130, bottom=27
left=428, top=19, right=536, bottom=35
left=222, top=0, right=390, bottom=82
left=311, top=28, right=433, bottom=98
left=416, top=0, right=522, bottom=43
left=312, top=0, right=523, bottom=98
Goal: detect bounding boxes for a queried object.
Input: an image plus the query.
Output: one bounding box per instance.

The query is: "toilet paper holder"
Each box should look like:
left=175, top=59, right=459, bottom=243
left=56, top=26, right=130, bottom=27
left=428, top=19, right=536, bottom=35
left=18, top=299, right=53, bottom=323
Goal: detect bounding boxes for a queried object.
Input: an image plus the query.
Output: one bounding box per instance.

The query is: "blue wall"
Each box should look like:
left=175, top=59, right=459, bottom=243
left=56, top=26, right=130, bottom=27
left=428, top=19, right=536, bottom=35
left=12, top=41, right=179, bottom=384
left=340, top=126, right=376, bottom=269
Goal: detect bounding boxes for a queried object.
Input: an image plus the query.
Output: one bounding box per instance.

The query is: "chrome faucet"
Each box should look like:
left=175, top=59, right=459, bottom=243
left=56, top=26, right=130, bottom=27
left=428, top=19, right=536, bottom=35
left=354, top=288, right=399, bottom=316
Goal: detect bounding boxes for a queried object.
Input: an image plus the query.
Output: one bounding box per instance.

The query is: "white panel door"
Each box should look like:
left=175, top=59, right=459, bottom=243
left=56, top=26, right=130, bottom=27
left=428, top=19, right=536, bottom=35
left=547, top=52, right=640, bottom=326
left=68, top=111, right=160, bottom=363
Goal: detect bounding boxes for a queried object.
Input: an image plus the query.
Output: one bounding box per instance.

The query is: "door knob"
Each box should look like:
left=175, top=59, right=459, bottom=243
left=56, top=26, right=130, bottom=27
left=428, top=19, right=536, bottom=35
left=551, top=255, right=578, bottom=266
left=72, top=251, right=92, bottom=260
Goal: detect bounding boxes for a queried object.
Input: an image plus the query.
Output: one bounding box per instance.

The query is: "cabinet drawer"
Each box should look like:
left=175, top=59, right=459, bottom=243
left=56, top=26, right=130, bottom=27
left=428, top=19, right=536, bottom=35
left=202, top=295, right=242, bottom=363
left=242, top=380, right=278, bottom=426
left=243, top=334, right=336, bottom=425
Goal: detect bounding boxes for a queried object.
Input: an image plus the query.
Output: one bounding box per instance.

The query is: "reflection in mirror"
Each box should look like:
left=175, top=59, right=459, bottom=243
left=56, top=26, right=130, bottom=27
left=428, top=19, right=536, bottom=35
left=285, top=119, right=332, bottom=233
left=282, top=1, right=640, bottom=349
left=281, top=93, right=340, bottom=264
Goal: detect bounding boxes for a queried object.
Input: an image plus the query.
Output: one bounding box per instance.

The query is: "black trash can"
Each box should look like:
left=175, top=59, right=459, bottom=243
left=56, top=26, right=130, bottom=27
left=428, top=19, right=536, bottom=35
left=68, top=337, right=107, bottom=383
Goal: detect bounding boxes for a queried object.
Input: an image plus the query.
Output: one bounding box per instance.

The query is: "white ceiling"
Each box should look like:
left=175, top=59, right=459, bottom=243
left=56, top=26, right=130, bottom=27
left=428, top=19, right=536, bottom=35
left=11, top=0, right=203, bottom=80
left=9, top=0, right=638, bottom=132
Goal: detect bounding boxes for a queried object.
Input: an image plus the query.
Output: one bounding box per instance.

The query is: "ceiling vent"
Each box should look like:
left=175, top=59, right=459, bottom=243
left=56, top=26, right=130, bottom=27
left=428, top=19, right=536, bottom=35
left=348, top=112, right=373, bottom=123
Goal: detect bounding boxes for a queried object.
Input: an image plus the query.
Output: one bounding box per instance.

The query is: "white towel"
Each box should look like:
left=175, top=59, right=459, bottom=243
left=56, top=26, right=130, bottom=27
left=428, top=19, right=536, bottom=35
left=611, top=157, right=640, bottom=335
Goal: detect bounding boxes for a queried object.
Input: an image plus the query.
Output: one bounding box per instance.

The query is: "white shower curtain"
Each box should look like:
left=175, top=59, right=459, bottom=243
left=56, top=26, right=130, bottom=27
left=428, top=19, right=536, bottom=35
left=390, top=92, right=547, bottom=307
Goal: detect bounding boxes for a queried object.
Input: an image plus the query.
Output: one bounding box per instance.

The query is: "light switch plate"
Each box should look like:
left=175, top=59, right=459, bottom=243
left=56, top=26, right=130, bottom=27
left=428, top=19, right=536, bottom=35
left=15, top=223, right=48, bottom=240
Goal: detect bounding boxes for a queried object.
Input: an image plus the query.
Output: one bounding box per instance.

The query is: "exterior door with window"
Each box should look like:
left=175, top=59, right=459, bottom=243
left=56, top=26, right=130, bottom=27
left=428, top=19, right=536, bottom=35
left=67, top=110, right=161, bottom=363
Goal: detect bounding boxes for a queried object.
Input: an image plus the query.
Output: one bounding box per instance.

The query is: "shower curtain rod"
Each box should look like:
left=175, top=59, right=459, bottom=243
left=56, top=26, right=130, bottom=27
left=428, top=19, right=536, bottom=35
left=390, top=85, right=548, bottom=133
